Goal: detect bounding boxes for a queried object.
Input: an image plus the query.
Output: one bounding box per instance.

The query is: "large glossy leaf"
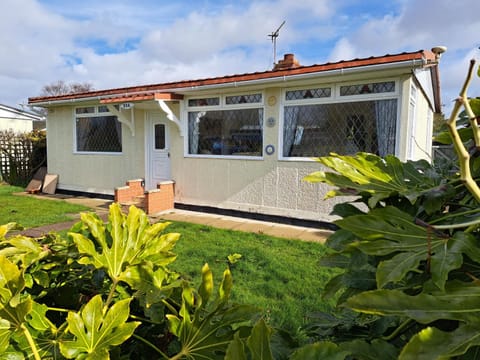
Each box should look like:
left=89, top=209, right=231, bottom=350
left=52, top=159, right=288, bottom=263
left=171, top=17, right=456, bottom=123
left=345, top=281, right=480, bottom=323
left=70, top=203, right=180, bottom=285
left=59, top=295, right=139, bottom=359
left=167, top=265, right=260, bottom=359
left=0, top=236, right=50, bottom=269
left=337, top=207, right=476, bottom=290
left=0, top=224, right=22, bottom=240
left=290, top=341, right=350, bottom=360
left=304, top=153, right=439, bottom=207
left=225, top=332, right=247, bottom=360
left=0, top=255, right=24, bottom=305
left=246, top=319, right=273, bottom=360
left=399, top=323, right=480, bottom=360
left=0, top=319, right=11, bottom=353
left=341, top=339, right=398, bottom=360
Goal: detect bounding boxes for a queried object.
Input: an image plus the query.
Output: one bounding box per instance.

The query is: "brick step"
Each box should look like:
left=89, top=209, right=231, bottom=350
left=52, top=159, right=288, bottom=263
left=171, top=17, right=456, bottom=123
left=120, top=195, right=146, bottom=212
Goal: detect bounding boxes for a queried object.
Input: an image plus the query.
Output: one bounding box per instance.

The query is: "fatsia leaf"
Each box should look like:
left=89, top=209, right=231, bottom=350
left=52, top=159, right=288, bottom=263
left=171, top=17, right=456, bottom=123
left=0, top=236, right=50, bottom=268
left=0, top=223, right=21, bottom=239
left=59, top=295, right=139, bottom=359
left=336, top=206, right=428, bottom=245
left=0, top=318, right=11, bottom=353
left=225, top=332, right=247, bottom=360
left=198, top=263, right=213, bottom=310
left=167, top=266, right=260, bottom=359
left=341, top=339, right=398, bottom=360
left=345, top=211, right=477, bottom=289
left=399, top=323, right=480, bottom=360
left=69, top=203, right=180, bottom=285
left=376, top=251, right=425, bottom=288
left=305, top=153, right=439, bottom=207
left=434, top=127, right=472, bottom=144
left=0, top=255, right=24, bottom=306
left=246, top=319, right=273, bottom=360
left=290, top=341, right=350, bottom=360
left=470, top=98, right=480, bottom=116
left=26, top=302, right=51, bottom=331
left=345, top=281, right=480, bottom=323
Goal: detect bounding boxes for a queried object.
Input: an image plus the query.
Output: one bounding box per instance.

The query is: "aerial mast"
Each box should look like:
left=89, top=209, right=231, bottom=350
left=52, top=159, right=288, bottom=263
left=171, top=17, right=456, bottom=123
left=268, top=20, right=285, bottom=66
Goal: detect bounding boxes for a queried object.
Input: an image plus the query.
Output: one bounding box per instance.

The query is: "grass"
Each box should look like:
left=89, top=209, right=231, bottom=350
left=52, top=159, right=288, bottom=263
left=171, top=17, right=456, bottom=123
left=166, top=221, right=336, bottom=334
left=0, top=184, right=337, bottom=336
left=0, top=185, right=90, bottom=228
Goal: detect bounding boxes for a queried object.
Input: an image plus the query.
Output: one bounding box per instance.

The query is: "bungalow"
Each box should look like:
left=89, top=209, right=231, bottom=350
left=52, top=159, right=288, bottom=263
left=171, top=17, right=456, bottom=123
left=0, top=104, right=45, bottom=133
left=28, top=49, right=442, bottom=223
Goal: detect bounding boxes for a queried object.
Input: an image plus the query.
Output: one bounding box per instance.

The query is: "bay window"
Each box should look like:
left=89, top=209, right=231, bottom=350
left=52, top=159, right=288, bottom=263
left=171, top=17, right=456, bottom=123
left=283, top=82, right=398, bottom=158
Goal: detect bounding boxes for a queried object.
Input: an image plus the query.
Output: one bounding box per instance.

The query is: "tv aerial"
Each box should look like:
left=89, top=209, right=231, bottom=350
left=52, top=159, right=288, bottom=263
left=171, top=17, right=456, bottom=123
left=269, top=20, right=285, bottom=65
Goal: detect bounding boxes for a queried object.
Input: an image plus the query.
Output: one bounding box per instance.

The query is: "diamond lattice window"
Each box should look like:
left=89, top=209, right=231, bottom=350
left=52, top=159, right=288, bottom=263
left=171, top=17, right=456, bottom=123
left=75, top=106, right=122, bottom=153
left=188, top=108, right=263, bottom=156
left=340, top=81, right=395, bottom=96
left=285, top=87, right=331, bottom=100
left=225, top=93, right=262, bottom=105
left=283, top=99, right=397, bottom=157
left=188, top=97, right=220, bottom=107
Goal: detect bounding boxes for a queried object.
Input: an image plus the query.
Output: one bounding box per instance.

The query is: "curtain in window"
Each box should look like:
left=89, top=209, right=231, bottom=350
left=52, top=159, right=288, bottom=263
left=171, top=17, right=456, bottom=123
left=375, top=99, right=397, bottom=156
left=188, top=112, right=205, bottom=154
left=283, top=106, right=300, bottom=156
left=114, top=118, right=122, bottom=144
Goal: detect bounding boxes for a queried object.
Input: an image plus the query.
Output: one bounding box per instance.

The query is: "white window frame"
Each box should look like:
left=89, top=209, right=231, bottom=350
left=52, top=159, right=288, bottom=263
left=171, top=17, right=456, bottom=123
left=184, top=92, right=265, bottom=159
left=73, top=105, right=123, bottom=155
left=279, top=79, right=400, bottom=161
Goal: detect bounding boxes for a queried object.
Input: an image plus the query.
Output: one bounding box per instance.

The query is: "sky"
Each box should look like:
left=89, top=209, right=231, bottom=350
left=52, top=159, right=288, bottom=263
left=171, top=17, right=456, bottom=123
left=1, top=0, right=479, bottom=116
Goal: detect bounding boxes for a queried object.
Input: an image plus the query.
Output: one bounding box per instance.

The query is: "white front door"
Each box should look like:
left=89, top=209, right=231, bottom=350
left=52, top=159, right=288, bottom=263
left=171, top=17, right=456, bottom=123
left=146, top=113, right=171, bottom=190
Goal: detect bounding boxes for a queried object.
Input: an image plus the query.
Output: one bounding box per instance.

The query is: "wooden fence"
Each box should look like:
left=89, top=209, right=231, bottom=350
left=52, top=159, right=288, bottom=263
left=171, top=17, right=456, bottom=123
left=0, top=130, right=46, bottom=186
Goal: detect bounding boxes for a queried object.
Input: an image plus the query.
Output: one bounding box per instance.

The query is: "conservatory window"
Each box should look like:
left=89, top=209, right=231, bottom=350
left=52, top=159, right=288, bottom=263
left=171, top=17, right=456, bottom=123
left=283, top=99, right=397, bottom=158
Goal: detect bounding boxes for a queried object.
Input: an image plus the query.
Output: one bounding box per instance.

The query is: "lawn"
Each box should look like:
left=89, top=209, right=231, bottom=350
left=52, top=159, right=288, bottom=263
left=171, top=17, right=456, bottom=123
left=166, top=221, right=336, bottom=335
left=0, top=184, right=336, bottom=337
left=0, top=185, right=90, bottom=228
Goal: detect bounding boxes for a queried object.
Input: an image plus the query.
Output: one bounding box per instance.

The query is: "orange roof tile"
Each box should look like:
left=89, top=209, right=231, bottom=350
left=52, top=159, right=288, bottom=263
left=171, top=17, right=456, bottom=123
left=28, top=50, right=437, bottom=105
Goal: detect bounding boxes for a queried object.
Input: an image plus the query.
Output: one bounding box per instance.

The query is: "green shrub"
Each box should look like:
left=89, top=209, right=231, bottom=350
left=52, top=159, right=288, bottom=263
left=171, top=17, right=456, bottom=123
left=295, top=59, right=480, bottom=358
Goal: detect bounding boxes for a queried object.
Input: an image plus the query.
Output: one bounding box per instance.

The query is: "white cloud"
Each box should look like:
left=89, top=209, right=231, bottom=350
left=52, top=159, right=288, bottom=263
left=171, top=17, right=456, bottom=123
left=0, top=0, right=479, bottom=117
left=326, top=0, right=480, bottom=114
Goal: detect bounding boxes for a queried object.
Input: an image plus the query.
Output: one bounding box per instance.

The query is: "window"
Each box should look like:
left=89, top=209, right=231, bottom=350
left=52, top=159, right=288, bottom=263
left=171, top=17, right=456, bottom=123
left=154, top=124, right=166, bottom=150
left=188, top=109, right=263, bottom=156
left=283, top=99, right=397, bottom=157
left=75, top=106, right=122, bottom=153
left=285, top=87, right=331, bottom=100
left=340, top=81, right=395, bottom=96
left=187, top=93, right=263, bottom=157
left=188, top=97, right=220, bottom=107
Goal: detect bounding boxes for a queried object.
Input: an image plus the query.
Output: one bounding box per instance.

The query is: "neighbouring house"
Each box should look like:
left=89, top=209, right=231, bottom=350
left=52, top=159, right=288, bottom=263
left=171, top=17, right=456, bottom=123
left=0, top=104, right=45, bottom=133
left=28, top=49, right=442, bottom=222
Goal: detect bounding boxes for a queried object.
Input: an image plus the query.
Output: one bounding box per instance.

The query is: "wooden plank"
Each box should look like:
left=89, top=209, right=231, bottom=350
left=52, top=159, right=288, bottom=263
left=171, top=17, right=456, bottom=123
left=42, top=174, right=58, bottom=194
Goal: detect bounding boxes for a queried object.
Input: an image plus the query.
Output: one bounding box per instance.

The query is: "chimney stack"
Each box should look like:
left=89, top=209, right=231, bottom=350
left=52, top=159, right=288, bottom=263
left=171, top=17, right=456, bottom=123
left=273, top=53, right=300, bottom=70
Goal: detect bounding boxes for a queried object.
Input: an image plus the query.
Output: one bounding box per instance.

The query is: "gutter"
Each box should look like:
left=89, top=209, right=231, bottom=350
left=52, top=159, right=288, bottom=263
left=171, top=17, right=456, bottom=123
left=30, top=59, right=426, bottom=107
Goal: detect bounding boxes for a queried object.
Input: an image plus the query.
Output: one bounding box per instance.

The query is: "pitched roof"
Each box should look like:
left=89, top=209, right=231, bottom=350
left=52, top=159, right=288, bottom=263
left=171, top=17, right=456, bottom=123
left=28, top=50, right=439, bottom=110
left=0, top=104, right=45, bottom=121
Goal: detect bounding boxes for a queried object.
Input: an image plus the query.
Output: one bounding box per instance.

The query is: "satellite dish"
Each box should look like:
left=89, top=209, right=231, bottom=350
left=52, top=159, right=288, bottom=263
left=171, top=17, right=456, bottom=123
left=431, top=46, right=447, bottom=56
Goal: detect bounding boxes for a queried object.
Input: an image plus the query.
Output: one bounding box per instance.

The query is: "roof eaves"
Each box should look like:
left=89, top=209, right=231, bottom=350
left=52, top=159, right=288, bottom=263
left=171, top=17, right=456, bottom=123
left=28, top=50, right=430, bottom=105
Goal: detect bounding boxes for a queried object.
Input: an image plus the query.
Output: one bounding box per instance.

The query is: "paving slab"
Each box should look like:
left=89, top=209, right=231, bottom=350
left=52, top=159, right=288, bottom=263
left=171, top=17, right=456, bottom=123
left=232, top=221, right=275, bottom=235
left=14, top=194, right=333, bottom=243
